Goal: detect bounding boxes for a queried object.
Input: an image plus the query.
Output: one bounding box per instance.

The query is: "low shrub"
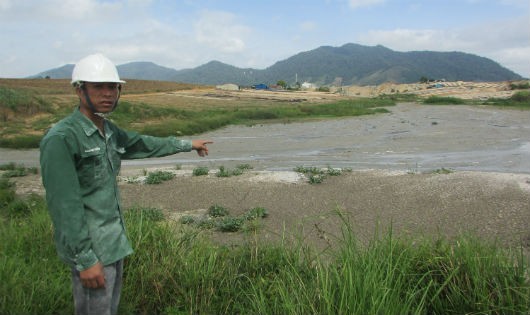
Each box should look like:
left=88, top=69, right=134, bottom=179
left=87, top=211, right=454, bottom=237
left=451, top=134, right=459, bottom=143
left=295, top=165, right=351, bottom=184
left=181, top=205, right=269, bottom=233
left=244, top=207, right=268, bottom=220
left=192, top=166, right=209, bottom=176
left=236, top=164, right=253, bottom=170
left=423, top=96, right=465, bottom=105
left=216, top=166, right=244, bottom=177
left=511, top=90, right=530, bottom=103
left=217, top=217, right=245, bottom=232
left=208, top=204, right=229, bottom=218
left=145, top=170, right=175, bottom=184
left=0, top=163, right=38, bottom=178
left=509, top=81, right=530, bottom=90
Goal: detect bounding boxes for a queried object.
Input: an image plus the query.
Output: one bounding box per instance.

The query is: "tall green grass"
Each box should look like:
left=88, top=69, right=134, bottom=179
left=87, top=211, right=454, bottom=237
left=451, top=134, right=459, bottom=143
left=423, top=91, right=530, bottom=108
left=423, top=96, right=466, bottom=105
left=1, top=177, right=529, bottom=314
left=485, top=91, right=530, bottom=108
left=0, top=86, right=58, bottom=148
left=0, top=135, right=43, bottom=149
left=0, top=86, right=53, bottom=118
left=0, top=179, right=71, bottom=314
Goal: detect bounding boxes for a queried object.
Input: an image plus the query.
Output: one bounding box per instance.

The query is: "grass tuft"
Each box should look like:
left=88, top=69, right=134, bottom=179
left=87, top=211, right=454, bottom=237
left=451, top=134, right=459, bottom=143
left=145, top=170, right=175, bottom=184
left=192, top=166, right=209, bottom=176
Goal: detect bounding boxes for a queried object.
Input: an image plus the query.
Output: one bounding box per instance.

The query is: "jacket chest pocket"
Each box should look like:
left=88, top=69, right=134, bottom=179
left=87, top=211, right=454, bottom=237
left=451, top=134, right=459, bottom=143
left=78, top=149, right=109, bottom=187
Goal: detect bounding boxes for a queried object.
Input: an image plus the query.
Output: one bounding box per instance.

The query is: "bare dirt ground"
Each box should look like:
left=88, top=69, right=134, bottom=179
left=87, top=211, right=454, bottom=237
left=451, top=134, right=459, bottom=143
left=112, top=168, right=530, bottom=253
left=158, top=79, right=520, bottom=102
left=341, top=80, right=517, bottom=100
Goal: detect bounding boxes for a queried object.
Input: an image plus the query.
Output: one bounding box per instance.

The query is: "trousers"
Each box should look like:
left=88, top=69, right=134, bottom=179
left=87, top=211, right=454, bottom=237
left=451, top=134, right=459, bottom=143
left=71, top=260, right=123, bottom=315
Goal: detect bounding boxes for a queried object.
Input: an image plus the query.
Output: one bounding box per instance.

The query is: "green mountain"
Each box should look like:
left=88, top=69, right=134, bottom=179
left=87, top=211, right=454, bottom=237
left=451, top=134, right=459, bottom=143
left=257, top=43, right=522, bottom=85
left=33, top=64, right=74, bottom=79
left=32, top=43, right=523, bottom=86
left=118, top=61, right=178, bottom=81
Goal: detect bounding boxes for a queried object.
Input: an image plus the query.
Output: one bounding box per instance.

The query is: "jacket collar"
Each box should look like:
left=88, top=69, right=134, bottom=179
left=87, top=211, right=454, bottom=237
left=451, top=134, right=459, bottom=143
left=73, top=107, right=101, bottom=137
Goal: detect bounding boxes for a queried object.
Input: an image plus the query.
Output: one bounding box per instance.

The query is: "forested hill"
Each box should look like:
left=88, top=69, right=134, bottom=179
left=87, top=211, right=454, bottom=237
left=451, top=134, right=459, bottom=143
left=33, top=43, right=523, bottom=86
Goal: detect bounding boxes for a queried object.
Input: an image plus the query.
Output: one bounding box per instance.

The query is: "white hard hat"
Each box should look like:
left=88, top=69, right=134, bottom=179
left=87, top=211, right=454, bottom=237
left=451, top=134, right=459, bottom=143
left=71, top=53, right=125, bottom=85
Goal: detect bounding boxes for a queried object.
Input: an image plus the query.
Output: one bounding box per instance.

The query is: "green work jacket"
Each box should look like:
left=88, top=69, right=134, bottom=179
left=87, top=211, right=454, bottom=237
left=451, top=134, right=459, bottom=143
left=40, top=108, right=192, bottom=271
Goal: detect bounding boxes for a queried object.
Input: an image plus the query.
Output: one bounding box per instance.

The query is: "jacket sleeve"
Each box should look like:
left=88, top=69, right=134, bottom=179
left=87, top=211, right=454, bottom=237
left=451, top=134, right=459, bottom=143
left=112, top=126, right=192, bottom=159
left=40, top=134, right=99, bottom=271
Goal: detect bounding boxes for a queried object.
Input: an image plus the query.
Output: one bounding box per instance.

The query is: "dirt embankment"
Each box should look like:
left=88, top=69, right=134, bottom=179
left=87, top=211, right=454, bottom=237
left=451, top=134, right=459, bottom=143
left=341, top=81, right=518, bottom=100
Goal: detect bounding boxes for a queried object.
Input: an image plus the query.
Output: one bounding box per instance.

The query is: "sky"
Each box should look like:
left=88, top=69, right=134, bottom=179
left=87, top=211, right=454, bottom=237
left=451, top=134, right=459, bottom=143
left=0, top=0, right=529, bottom=79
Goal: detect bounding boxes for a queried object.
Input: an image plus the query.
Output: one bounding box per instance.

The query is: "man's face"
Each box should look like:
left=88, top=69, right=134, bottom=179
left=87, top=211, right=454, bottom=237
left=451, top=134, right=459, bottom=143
left=77, top=82, right=120, bottom=114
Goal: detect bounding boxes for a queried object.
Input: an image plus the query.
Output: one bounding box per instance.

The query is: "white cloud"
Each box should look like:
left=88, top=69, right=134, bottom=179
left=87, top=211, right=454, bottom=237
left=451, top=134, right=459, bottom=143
left=0, top=0, right=120, bottom=21
left=357, top=14, right=530, bottom=77
left=0, top=0, right=12, bottom=10
left=499, top=0, right=530, bottom=8
left=300, top=21, right=317, bottom=31
left=194, top=10, right=250, bottom=53
left=348, top=0, right=385, bottom=9
left=489, top=46, right=530, bottom=77
left=358, top=28, right=467, bottom=51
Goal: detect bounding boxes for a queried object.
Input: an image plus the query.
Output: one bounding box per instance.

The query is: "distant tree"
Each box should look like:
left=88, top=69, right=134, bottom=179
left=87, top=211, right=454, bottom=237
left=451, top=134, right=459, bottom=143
left=277, top=80, right=287, bottom=88
left=419, top=76, right=429, bottom=83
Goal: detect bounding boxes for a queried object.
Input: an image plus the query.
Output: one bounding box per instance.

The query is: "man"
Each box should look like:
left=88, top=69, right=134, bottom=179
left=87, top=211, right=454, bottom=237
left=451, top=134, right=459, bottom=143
left=39, top=53, right=212, bottom=315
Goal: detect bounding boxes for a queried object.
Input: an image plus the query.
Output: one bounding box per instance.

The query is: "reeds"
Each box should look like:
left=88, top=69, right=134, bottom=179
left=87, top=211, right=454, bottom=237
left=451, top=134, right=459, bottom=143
left=1, top=178, right=528, bottom=314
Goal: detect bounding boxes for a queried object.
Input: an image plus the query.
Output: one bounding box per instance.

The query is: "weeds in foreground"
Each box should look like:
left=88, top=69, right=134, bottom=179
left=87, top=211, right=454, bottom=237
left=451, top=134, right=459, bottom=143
left=216, top=166, right=243, bottom=177
left=215, top=164, right=253, bottom=177
left=0, top=162, right=38, bottom=178
left=145, top=170, right=175, bottom=184
left=192, top=166, right=209, bottom=176
left=294, top=165, right=352, bottom=184
left=430, top=167, right=454, bottom=174
left=1, top=178, right=529, bottom=314
left=179, top=204, right=268, bottom=233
